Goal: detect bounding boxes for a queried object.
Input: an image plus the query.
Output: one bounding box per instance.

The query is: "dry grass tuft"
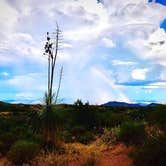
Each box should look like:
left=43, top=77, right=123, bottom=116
left=29, top=139, right=108, bottom=166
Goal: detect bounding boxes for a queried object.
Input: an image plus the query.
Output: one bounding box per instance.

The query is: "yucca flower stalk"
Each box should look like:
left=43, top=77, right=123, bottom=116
left=44, top=24, right=63, bottom=106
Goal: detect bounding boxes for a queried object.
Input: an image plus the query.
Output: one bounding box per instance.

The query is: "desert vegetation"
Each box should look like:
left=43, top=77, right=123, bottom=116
left=0, top=101, right=166, bottom=165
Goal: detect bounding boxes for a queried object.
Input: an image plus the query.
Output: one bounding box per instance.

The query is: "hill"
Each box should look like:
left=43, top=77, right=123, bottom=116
left=102, top=101, right=162, bottom=107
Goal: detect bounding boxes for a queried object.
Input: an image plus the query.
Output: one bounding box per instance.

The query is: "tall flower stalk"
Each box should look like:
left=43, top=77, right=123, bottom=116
left=44, top=24, right=62, bottom=105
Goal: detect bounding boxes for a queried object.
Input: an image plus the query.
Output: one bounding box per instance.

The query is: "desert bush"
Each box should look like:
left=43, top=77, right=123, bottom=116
left=131, top=136, right=166, bottom=166
left=78, top=131, right=95, bottom=144
left=146, top=125, right=165, bottom=140
left=95, top=112, right=129, bottom=128
left=128, top=109, right=147, bottom=121
left=74, top=99, right=84, bottom=108
left=119, top=121, right=146, bottom=145
left=70, top=126, right=95, bottom=144
left=30, top=106, right=66, bottom=151
left=101, top=127, right=120, bottom=145
left=147, top=108, right=166, bottom=129
left=64, top=142, right=100, bottom=166
left=7, top=140, right=40, bottom=165
left=0, top=132, right=18, bottom=154
left=71, top=126, right=87, bottom=136
left=72, top=110, right=96, bottom=129
left=60, top=130, right=73, bottom=142
left=110, top=114, right=129, bottom=127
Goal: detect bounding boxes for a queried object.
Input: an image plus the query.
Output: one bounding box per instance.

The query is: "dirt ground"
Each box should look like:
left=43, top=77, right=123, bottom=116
left=99, top=144, right=133, bottom=166
left=0, top=157, right=7, bottom=166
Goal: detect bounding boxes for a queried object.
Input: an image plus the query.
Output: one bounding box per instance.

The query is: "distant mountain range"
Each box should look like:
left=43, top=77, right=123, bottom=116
left=3, top=99, right=42, bottom=104
left=0, top=100, right=164, bottom=107
left=102, top=101, right=161, bottom=107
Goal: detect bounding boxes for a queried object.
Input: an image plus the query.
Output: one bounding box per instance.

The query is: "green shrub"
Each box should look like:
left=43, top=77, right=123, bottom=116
left=128, top=110, right=147, bottom=121
left=110, top=114, right=129, bottom=127
left=71, top=126, right=87, bottom=136
left=0, top=132, right=18, bottom=154
left=78, top=131, right=95, bottom=144
left=131, top=136, right=166, bottom=166
left=7, top=140, right=40, bottom=165
left=60, top=130, right=73, bottom=142
left=95, top=112, right=129, bottom=128
left=70, top=126, right=94, bottom=144
left=147, top=108, right=166, bottom=129
left=119, top=121, right=146, bottom=145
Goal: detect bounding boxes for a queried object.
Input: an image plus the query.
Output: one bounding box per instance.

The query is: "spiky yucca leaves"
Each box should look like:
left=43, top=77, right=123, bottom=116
left=43, top=92, right=56, bottom=106
left=40, top=105, right=57, bottom=149
left=30, top=104, right=64, bottom=150
left=42, top=92, right=58, bottom=144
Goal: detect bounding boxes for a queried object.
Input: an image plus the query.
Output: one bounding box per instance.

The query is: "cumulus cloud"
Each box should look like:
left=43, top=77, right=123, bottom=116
left=146, top=28, right=166, bottom=66
left=112, top=60, right=137, bottom=66
left=131, top=68, right=149, bottom=80
left=0, top=32, right=44, bottom=65
left=0, top=0, right=166, bottom=103
left=128, top=28, right=166, bottom=66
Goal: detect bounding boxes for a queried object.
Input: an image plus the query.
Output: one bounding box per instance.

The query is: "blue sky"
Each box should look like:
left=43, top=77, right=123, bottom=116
left=0, top=0, right=166, bottom=104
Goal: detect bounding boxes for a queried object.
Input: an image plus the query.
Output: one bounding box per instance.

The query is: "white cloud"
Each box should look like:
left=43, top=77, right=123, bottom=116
left=112, top=60, right=137, bottom=65
left=2, top=0, right=166, bottom=65
left=127, top=28, right=166, bottom=66
left=1, top=72, right=9, bottom=76
left=59, top=0, right=109, bottom=43
left=131, top=68, right=149, bottom=80
left=129, top=28, right=166, bottom=67
left=0, top=32, right=45, bottom=65
left=0, top=0, right=18, bottom=31
left=7, top=73, right=46, bottom=91
left=102, top=38, right=115, bottom=48
left=91, top=67, right=130, bottom=102
left=16, top=92, right=34, bottom=99
left=143, top=82, right=166, bottom=89
left=146, top=28, right=166, bottom=66
left=0, top=0, right=166, bottom=103
left=148, top=28, right=166, bottom=44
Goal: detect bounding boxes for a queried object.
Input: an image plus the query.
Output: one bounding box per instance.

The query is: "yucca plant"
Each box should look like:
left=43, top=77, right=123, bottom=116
left=42, top=24, right=63, bottom=148
left=31, top=24, right=63, bottom=150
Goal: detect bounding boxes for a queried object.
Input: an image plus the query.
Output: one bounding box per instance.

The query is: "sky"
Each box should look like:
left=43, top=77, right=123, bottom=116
left=0, top=0, right=166, bottom=104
